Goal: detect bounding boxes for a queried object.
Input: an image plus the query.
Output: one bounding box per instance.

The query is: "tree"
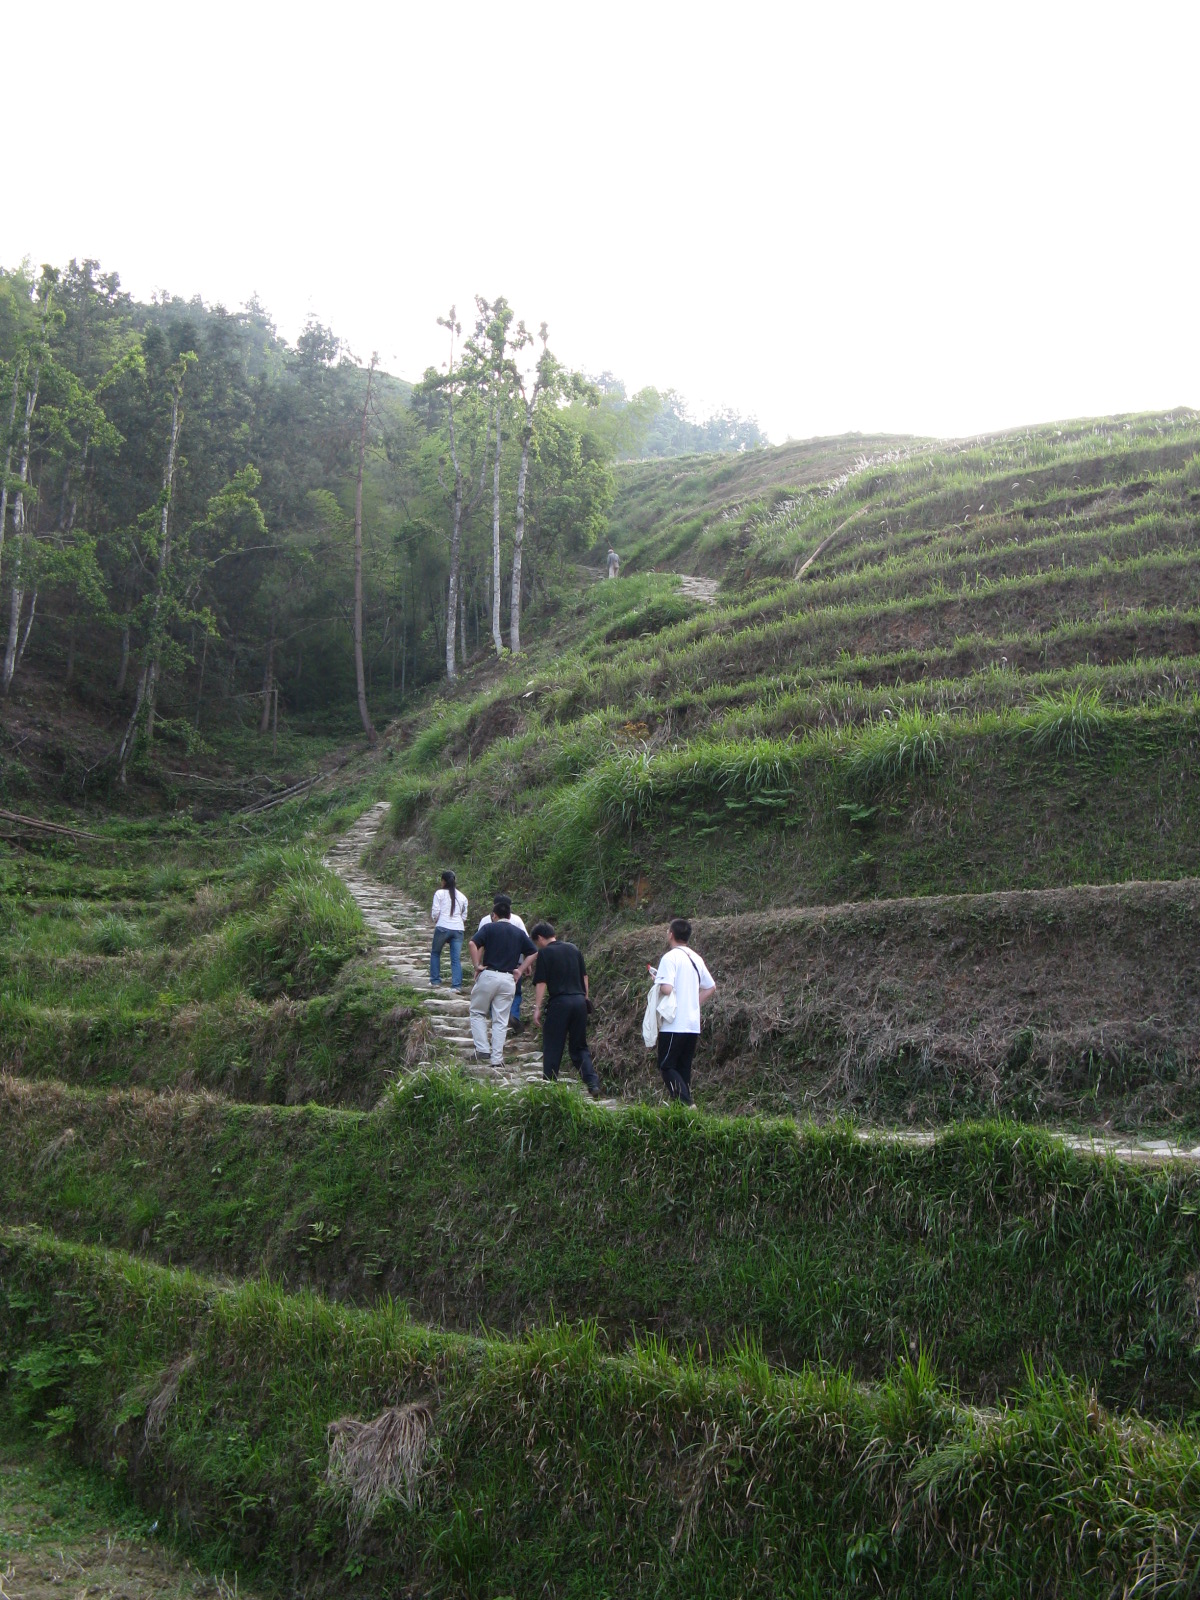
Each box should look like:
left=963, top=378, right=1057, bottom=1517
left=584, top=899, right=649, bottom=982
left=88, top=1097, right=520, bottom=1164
left=1, top=272, right=56, bottom=694
left=114, top=351, right=194, bottom=781
left=352, top=353, right=378, bottom=744
left=509, top=322, right=562, bottom=654
left=472, top=296, right=516, bottom=657
left=415, top=309, right=492, bottom=683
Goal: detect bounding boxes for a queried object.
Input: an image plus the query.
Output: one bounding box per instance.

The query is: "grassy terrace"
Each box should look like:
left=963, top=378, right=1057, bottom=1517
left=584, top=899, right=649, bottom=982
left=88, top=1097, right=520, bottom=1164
left=4, top=1071, right=1200, bottom=1413
left=4, top=1227, right=1199, bottom=1599
left=0, top=793, right=421, bottom=1103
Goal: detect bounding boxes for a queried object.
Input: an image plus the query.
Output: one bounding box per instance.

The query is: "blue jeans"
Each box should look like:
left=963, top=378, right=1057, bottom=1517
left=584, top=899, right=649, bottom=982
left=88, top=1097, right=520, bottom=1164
left=430, top=927, right=463, bottom=988
left=511, top=979, right=522, bottom=1021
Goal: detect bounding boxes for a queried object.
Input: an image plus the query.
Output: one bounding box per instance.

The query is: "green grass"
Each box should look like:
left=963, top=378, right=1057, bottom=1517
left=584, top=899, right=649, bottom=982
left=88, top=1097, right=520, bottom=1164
left=5, top=1072, right=1200, bottom=1414
left=3, top=1226, right=1198, bottom=1599
left=0, top=791, right=422, bottom=1104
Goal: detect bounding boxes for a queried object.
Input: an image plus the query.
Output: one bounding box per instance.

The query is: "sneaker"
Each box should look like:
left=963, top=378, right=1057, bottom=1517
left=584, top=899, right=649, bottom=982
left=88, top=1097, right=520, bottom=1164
left=587, top=1084, right=602, bottom=1100
left=490, top=1058, right=504, bottom=1069
left=508, top=1018, right=525, bottom=1035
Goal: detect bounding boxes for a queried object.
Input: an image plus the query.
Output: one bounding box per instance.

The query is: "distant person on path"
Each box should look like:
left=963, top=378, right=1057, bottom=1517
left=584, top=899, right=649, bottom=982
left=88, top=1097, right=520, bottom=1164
left=607, top=546, right=620, bottom=579
left=430, top=870, right=467, bottom=991
left=476, top=895, right=529, bottom=1031
left=527, top=922, right=601, bottom=1098
left=468, top=901, right=536, bottom=1068
left=653, top=918, right=716, bottom=1106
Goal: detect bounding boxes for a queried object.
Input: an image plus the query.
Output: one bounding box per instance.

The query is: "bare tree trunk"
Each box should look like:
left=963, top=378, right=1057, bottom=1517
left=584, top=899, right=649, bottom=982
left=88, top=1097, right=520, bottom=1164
left=116, top=375, right=184, bottom=783
left=194, top=632, right=208, bottom=727
left=510, top=424, right=533, bottom=655
left=353, top=357, right=378, bottom=744
left=259, top=632, right=275, bottom=734
left=2, top=369, right=40, bottom=695
left=491, top=403, right=503, bottom=653
left=16, top=591, right=36, bottom=670
left=116, top=623, right=130, bottom=693
left=0, top=365, right=20, bottom=590
left=459, top=590, right=467, bottom=666
left=445, top=450, right=463, bottom=683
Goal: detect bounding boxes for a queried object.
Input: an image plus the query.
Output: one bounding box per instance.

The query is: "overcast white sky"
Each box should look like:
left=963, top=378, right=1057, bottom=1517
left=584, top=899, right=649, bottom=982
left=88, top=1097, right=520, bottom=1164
left=6, top=1, right=1198, bottom=442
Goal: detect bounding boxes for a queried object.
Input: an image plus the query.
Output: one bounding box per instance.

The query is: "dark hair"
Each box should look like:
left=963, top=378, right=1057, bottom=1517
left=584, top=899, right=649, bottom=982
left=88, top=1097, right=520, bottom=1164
left=492, top=894, right=512, bottom=915
left=441, top=870, right=459, bottom=917
left=669, top=917, right=692, bottom=945
left=530, top=921, right=556, bottom=941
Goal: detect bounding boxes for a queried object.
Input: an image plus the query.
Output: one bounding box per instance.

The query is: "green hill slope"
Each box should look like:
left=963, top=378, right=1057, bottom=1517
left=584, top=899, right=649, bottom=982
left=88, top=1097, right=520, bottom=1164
left=365, top=407, right=1200, bottom=1124
left=5, top=409, right=1200, bottom=1597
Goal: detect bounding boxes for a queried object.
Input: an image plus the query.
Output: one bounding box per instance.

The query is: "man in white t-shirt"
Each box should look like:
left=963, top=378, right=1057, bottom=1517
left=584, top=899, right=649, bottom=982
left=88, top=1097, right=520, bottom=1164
left=652, top=917, right=716, bottom=1106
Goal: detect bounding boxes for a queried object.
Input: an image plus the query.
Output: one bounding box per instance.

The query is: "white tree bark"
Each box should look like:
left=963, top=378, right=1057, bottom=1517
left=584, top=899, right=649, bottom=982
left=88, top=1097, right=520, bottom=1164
left=2, top=368, right=40, bottom=695
left=259, top=632, right=275, bottom=735
left=353, top=357, right=378, bottom=744
left=491, top=401, right=503, bottom=654
left=0, top=364, right=21, bottom=592
left=510, top=413, right=533, bottom=655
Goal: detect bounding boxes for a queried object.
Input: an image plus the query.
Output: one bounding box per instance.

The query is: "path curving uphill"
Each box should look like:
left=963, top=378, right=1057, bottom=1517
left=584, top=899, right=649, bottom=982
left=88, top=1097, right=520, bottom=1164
left=327, top=802, right=615, bottom=1101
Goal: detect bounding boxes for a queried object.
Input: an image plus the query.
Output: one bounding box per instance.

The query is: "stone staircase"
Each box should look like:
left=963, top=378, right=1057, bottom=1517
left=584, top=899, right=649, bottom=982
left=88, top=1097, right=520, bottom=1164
left=327, top=802, right=606, bottom=1097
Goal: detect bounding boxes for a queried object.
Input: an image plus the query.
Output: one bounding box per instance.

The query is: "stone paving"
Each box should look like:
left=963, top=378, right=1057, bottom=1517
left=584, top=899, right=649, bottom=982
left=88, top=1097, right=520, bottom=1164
left=327, top=802, right=614, bottom=1100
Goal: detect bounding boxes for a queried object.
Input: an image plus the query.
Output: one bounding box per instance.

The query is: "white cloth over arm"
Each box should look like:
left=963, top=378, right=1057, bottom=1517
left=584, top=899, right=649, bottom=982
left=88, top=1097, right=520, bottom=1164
left=642, top=982, right=677, bottom=1048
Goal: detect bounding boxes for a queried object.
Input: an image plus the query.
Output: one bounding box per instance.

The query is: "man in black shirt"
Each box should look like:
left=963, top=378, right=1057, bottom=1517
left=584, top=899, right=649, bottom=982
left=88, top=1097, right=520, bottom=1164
left=527, top=922, right=601, bottom=1098
left=469, top=905, right=537, bottom=1067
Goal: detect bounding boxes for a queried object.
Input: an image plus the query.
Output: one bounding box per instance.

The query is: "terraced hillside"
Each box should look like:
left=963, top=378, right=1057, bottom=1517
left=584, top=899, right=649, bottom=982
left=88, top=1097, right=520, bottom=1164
left=5, top=410, right=1200, bottom=1598
left=372, top=409, right=1200, bottom=1126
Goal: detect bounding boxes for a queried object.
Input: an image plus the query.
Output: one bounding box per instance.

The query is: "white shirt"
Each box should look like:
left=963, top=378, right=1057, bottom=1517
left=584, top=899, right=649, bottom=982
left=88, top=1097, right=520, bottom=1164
left=431, top=887, right=467, bottom=931
left=656, top=946, right=715, bottom=1034
left=477, top=911, right=527, bottom=936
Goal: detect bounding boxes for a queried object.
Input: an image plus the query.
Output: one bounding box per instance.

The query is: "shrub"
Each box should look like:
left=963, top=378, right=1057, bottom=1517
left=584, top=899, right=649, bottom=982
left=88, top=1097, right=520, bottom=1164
left=845, top=710, right=946, bottom=790
left=1026, top=687, right=1105, bottom=757
left=89, top=914, right=141, bottom=956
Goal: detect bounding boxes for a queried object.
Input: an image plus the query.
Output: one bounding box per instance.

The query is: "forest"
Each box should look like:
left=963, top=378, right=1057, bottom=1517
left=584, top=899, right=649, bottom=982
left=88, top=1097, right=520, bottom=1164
left=0, top=260, right=763, bottom=782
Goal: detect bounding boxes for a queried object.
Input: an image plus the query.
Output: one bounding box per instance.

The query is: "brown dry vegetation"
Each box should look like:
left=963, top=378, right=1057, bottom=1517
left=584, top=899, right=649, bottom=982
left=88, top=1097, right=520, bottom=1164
left=588, top=877, right=1200, bottom=1125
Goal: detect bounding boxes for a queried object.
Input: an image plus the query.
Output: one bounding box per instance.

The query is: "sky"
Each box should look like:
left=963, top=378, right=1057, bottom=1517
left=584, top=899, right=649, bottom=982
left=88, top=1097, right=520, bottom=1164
left=6, top=0, right=1198, bottom=443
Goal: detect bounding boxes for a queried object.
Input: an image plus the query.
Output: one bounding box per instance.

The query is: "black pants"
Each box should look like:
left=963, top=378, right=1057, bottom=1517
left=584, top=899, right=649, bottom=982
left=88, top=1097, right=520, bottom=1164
left=657, top=1031, right=698, bottom=1104
left=542, top=994, right=598, bottom=1091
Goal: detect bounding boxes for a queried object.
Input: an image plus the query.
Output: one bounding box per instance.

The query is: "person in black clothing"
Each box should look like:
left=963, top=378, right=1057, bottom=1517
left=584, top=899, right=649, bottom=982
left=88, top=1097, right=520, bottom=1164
left=526, top=922, right=601, bottom=1098
left=468, top=905, right=537, bottom=1067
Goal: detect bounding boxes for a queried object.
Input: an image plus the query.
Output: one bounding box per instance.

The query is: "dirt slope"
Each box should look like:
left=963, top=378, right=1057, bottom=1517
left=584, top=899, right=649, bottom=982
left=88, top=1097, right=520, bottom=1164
left=588, top=877, right=1200, bottom=1126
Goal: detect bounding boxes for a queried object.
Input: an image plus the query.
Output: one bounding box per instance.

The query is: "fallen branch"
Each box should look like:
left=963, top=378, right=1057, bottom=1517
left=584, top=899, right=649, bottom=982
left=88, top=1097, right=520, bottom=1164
left=0, top=808, right=104, bottom=842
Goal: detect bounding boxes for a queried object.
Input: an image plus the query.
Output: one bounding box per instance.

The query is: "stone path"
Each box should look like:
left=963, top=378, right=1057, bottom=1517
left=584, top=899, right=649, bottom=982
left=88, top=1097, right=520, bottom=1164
left=327, top=803, right=613, bottom=1100
left=577, top=564, right=719, bottom=604
left=675, top=573, right=720, bottom=604
left=330, top=804, right=1200, bottom=1163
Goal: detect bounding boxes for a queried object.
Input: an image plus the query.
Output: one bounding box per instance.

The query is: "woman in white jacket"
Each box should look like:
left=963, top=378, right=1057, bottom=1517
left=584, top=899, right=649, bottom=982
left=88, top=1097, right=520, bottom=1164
left=430, top=870, right=468, bottom=990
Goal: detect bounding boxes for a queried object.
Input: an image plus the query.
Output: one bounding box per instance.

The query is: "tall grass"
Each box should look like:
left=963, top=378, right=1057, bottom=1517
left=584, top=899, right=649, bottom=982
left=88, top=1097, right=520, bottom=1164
left=845, top=710, right=945, bottom=790
left=1026, top=686, right=1106, bottom=756
left=4, top=1227, right=1199, bottom=1599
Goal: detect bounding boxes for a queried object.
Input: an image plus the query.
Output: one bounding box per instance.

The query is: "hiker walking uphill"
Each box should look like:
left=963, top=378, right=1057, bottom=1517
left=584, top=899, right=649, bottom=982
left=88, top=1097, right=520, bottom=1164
left=468, top=900, right=536, bottom=1068
left=607, top=546, right=620, bottom=579
left=476, top=895, right=529, bottom=1031
left=653, top=918, right=716, bottom=1106
left=430, top=871, right=467, bottom=991
left=527, top=923, right=602, bottom=1099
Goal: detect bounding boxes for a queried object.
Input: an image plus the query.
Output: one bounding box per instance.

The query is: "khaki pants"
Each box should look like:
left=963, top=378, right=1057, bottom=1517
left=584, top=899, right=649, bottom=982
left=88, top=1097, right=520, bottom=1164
left=469, top=970, right=516, bottom=1064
